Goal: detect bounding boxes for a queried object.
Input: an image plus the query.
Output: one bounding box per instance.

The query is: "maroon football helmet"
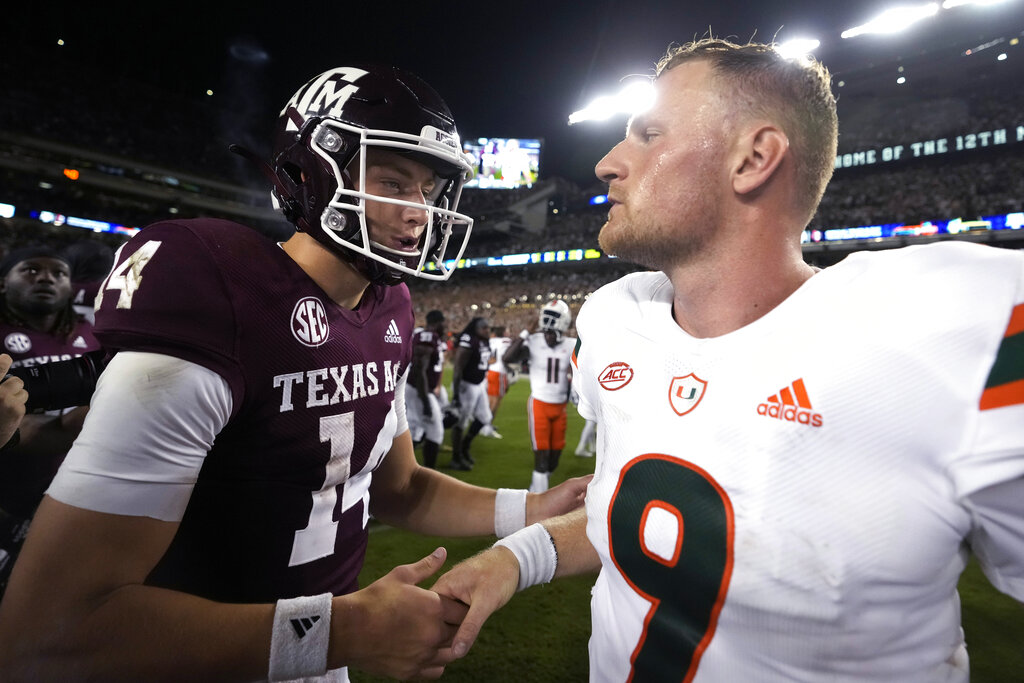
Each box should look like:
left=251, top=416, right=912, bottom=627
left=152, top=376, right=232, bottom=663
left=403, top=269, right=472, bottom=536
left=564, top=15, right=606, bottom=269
left=270, top=65, right=475, bottom=285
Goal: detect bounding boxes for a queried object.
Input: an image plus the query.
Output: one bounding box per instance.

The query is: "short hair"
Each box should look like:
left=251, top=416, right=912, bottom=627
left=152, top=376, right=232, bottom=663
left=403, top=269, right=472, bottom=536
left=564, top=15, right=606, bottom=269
left=656, top=37, right=838, bottom=223
left=426, top=310, right=444, bottom=325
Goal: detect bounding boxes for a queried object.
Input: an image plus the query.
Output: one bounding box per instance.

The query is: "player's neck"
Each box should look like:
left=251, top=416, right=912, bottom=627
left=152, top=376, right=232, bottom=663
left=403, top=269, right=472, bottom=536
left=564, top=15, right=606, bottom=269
left=281, top=233, right=369, bottom=310
left=11, top=309, right=59, bottom=335
left=667, top=249, right=816, bottom=339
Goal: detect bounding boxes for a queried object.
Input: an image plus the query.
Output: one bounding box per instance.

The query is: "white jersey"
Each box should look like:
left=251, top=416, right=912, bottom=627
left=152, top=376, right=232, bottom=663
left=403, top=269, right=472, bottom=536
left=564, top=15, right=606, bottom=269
left=489, top=336, right=512, bottom=374
left=525, top=333, right=575, bottom=404
left=572, top=242, right=1024, bottom=683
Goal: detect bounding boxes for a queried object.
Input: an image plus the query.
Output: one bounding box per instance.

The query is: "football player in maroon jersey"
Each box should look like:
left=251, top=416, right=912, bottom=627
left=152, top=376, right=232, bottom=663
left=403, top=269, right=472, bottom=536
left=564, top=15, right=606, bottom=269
left=0, top=66, right=590, bottom=682
left=0, top=246, right=101, bottom=516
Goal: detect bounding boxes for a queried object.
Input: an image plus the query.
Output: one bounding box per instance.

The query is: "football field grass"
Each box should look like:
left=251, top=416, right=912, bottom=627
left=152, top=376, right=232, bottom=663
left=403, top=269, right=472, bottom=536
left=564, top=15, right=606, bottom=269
left=355, top=377, right=1023, bottom=682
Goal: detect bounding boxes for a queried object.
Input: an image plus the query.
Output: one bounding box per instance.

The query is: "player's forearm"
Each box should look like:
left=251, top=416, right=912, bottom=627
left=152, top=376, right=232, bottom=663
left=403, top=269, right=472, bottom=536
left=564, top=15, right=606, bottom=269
left=0, top=583, right=274, bottom=682
left=502, top=338, right=526, bottom=365
left=545, top=507, right=601, bottom=578
left=376, top=464, right=499, bottom=537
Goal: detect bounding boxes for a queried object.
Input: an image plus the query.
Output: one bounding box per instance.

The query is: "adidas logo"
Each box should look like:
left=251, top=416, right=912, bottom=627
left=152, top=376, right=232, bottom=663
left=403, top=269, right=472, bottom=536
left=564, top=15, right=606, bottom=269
left=290, top=614, right=322, bottom=638
left=757, top=378, right=823, bottom=427
left=384, top=319, right=403, bottom=344
left=72, top=336, right=88, bottom=348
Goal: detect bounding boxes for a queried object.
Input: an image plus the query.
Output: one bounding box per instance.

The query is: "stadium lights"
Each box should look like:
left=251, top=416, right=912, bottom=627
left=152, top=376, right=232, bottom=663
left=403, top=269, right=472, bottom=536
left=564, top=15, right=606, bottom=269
left=841, top=3, right=940, bottom=38
left=943, top=0, right=1013, bottom=7
left=776, top=38, right=821, bottom=59
left=568, top=79, right=655, bottom=125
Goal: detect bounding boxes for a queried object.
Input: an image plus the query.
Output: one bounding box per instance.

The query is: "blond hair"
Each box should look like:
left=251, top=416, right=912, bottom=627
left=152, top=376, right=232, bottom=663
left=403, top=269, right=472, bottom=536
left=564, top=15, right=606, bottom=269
left=657, top=38, right=838, bottom=224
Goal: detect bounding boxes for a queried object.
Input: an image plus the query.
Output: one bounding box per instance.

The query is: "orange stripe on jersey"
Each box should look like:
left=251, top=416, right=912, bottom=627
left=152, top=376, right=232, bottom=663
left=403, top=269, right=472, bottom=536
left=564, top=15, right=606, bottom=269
left=1006, top=303, right=1024, bottom=338
left=980, top=377, right=1024, bottom=411
left=792, top=378, right=813, bottom=409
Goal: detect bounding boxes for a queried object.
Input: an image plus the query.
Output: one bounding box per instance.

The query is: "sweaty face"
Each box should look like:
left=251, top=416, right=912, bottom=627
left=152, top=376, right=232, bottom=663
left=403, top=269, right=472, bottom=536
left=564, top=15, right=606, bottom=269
left=355, top=149, right=440, bottom=260
left=2, top=257, right=72, bottom=317
left=595, top=61, right=731, bottom=271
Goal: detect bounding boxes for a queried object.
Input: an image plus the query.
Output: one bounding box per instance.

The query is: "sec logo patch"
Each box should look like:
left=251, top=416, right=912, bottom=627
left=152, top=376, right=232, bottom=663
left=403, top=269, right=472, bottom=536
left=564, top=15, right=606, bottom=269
left=291, top=297, right=330, bottom=347
left=598, top=362, right=633, bottom=391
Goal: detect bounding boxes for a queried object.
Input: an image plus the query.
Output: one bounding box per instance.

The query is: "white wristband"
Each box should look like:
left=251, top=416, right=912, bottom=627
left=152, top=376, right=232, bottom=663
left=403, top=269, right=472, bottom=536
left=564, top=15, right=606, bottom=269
left=519, top=329, right=530, bottom=340
left=493, top=523, right=558, bottom=592
left=269, top=593, right=332, bottom=682
left=494, top=488, right=528, bottom=538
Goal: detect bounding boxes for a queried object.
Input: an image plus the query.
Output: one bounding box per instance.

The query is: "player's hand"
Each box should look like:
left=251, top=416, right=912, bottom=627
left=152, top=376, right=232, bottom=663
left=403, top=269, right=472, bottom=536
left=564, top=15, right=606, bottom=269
left=335, top=547, right=468, bottom=680
left=526, top=474, right=592, bottom=525
left=0, top=354, right=27, bottom=448
left=431, top=546, right=520, bottom=660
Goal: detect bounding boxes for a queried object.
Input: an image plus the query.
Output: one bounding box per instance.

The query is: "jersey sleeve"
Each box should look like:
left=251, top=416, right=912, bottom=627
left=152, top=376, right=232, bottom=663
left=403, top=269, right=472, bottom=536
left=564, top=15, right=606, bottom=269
left=93, top=221, right=244, bottom=394
left=958, top=253, right=1024, bottom=600
left=47, top=351, right=232, bottom=521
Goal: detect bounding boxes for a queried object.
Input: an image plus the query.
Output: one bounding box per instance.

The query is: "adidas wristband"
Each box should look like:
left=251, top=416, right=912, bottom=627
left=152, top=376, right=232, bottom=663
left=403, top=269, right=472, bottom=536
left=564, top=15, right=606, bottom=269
left=493, top=522, right=558, bottom=592
left=269, top=593, right=332, bottom=682
left=494, top=488, right=528, bottom=538
left=519, top=329, right=530, bottom=340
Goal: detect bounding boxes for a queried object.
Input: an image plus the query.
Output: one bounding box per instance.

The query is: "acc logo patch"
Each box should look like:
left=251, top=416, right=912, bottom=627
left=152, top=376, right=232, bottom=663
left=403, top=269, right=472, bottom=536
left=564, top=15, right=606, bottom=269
left=668, top=373, right=707, bottom=416
left=291, top=297, right=330, bottom=347
left=598, top=362, right=634, bottom=391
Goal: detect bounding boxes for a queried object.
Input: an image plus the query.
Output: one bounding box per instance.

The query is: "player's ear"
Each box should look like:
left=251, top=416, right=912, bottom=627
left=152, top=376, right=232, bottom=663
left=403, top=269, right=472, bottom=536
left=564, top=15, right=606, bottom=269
left=731, top=124, right=789, bottom=196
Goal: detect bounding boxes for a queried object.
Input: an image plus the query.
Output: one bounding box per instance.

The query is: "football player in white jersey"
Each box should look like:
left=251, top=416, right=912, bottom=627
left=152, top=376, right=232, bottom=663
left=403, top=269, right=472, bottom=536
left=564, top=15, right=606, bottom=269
left=486, top=326, right=512, bottom=420
left=503, top=301, right=577, bottom=492
left=433, top=37, right=1024, bottom=682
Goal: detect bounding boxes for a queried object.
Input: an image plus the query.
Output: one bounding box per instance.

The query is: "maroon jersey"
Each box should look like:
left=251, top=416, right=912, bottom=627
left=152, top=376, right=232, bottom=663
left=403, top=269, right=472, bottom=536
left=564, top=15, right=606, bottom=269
left=0, top=313, right=100, bottom=518
left=457, top=332, right=490, bottom=385
left=413, top=329, right=445, bottom=391
left=93, top=218, right=414, bottom=602
left=1, top=320, right=100, bottom=369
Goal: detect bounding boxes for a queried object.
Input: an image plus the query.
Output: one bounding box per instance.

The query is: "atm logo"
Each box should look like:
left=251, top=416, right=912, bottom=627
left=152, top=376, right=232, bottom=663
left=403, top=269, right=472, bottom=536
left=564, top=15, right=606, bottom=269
left=757, top=378, right=823, bottom=427
left=598, top=362, right=634, bottom=391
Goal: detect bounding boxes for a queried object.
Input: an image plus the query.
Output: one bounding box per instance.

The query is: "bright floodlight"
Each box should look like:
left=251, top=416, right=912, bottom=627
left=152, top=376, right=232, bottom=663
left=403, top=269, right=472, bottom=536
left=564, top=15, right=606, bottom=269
left=776, top=38, right=821, bottom=59
left=943, top=0, right=1013, bottom=6
left=841, top=3, right=940, bottom=38
left=568, top=79, right=655, bottom=125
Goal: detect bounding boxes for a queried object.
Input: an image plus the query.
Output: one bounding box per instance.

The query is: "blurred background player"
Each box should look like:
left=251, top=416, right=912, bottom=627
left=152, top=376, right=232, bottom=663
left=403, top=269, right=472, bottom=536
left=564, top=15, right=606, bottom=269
left=62, top=239, right=115, bottom=325
left=0, top=246, right=100, bottom=517
left=406, top=309, right=447, bottom=468
left=503, top=300, right=575, bottom=492
left=0, top=246, right=101, bottom=599
left=573, top=397, right=596, bottom=458
left=486, top=325, right=512, bottom=424
left=449, top=316, right=495, bottom=470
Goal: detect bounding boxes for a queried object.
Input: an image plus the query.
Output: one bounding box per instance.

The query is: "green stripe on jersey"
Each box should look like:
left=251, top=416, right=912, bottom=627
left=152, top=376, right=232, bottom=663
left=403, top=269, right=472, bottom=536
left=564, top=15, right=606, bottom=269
left=985, top=332, right=1024, bottom=389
